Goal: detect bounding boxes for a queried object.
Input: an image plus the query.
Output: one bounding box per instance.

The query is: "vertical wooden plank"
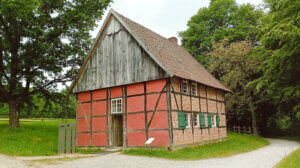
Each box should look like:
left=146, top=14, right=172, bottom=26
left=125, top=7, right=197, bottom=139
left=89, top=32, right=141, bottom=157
left=166, top=78, right=173, bottom=147
left=124, top=86, right=128, bottom=147
left=72, top=123, right=76, bottom=153
left=66, top=123, right=71, bottom=153
left=205, top=86, right=210, bottom=141
left=73, top=16, right=168, bottom=93
left=106, top=89, right=110, bottom=146
left=90, top=91, right=93, bottom=146
left=216, top=89, right=220, bottom=140
left=58, top=123, right=65, bottom=154
left=144, top=82, right=148, bottom=140
left=75, top=94, right=78, bottom=146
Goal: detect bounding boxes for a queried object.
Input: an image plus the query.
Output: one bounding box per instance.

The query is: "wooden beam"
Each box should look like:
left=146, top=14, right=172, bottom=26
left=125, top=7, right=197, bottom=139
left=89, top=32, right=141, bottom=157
left=147, top=84, right=167, bottom=128
left=166, top=78, right=173, bottom=147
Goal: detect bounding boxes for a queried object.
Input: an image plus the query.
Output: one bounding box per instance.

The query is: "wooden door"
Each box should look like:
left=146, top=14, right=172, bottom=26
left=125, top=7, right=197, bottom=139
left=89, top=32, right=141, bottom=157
left=113, top=115, right=123, bottom=146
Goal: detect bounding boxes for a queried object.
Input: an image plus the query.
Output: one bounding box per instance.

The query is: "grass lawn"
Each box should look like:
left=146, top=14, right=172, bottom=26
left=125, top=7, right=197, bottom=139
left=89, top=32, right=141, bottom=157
left=274, top=137, right=300, bottom=168
left=123, top=132, right=270, bottom=160
left=0, top=118, right=102, bottom=156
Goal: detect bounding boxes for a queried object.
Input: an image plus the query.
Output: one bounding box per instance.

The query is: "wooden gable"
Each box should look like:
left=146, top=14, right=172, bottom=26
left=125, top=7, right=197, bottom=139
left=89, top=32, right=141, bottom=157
left=72, top=16, right=168, bottom=93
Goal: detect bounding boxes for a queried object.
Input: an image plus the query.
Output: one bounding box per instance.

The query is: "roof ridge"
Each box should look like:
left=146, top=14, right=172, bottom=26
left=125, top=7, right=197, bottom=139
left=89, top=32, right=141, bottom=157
left=113, top=11, right=181, bottom=47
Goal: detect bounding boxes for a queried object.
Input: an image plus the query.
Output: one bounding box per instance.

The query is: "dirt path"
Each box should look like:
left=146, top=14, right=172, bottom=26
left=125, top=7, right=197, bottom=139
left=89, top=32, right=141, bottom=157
left=0, top=138, right=299, bottom=168
left=0, top=154, right=27, bottom=168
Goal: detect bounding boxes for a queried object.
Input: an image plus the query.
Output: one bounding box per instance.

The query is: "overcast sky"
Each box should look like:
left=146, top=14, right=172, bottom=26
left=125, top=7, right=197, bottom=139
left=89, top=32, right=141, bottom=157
left=91, top=0, right=264, bottom=41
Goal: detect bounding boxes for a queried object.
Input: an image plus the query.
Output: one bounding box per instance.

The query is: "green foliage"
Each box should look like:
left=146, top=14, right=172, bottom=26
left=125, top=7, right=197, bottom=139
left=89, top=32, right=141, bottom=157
left=0, top=0, right=112, bottom=126
left=251, top=0, right=300, bottom=135
left=179, top=0, right=263, bottom=67
left=209, top=39, right=260, bottom=134
left=0, top=89, right=76, bottom=118
left=123, top=132, right=269, bottom=160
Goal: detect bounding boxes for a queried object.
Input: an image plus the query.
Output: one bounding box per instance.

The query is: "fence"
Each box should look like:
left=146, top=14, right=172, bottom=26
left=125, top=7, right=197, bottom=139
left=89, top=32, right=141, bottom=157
left=228, top=126, right=252, bottom=134
left=58, top=123, right=76, bottom=154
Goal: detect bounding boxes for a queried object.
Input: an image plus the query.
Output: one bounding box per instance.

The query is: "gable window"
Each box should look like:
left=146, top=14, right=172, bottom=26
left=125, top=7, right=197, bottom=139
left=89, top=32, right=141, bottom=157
left=193, top=114, right=200, bottom=128
left=211, top=114, right=217, bottom=127
left=181, top=80, right=189, bottom=94
left=185, top=113, right=191, bottom=128
left=191, top=82, right=197, bottom=95
left=111, top=98, right=122, bottom=114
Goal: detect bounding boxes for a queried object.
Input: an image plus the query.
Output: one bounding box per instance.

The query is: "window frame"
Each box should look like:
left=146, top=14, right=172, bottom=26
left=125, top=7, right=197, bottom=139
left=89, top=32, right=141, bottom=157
left=185, top=113, right=191, bottom=128
left=111, top=98, right=123, bottom=114
left=191, top=82, right=197, bottom=95
left=211, top=114, right=217, bottom=127
left=193, top=114, right=200, bottom=128
left=181, top=80, right=189, bottom=94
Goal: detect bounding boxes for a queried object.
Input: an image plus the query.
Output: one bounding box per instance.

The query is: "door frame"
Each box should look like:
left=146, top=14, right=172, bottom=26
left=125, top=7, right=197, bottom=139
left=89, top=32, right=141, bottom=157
left=111, top=114, right=123, bottom=146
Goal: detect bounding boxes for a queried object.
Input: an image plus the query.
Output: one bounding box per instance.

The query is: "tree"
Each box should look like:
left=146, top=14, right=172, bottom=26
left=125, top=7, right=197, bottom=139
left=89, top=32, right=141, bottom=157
left=0, top=89, right=76, bottom=119
left=252, top=0, right=300, bottom=135
left=209, top=39, right=261, bottom=136
left=0, top=0, right=112, bottom=128
left=179, top=0, right=263, bottom=67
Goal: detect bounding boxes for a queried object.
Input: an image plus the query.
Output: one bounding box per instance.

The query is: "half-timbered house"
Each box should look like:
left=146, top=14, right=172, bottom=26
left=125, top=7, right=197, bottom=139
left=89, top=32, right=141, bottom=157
left=69, top=9, right=230, bottom=148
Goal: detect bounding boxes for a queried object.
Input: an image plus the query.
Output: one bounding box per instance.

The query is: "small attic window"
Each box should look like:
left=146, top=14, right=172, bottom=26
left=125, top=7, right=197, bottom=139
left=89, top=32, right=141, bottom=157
left=191, top=82, right=197, bottom=95
left=181, top=80, right=189, bottom=94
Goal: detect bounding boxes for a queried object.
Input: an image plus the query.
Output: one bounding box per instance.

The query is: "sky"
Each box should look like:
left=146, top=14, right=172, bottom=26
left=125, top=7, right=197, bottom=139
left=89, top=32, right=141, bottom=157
left=90, top=0, right=264, bottom=41
left=62, top=0, right=264, bottom=90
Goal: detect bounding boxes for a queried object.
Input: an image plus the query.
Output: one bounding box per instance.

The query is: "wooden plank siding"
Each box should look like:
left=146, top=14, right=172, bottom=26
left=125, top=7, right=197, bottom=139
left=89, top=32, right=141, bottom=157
left=73, top=16, right=167, bottom=93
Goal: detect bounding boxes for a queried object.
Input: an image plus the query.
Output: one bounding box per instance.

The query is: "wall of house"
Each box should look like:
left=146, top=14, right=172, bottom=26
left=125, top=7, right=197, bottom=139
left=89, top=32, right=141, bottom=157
left=76, top=79, right=169, bottom=147
left=73, top=16, right=167, bottom=93
left=170, top=77, right=227, bottom=146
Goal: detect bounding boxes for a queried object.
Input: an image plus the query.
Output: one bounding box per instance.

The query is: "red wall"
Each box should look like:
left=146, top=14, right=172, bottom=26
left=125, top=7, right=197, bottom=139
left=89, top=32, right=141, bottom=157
left=77, top=79, right=169, bottom=147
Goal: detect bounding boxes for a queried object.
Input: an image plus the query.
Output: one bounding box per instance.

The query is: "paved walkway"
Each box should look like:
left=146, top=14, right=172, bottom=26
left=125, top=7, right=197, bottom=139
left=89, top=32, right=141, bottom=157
left=0, top=138, right=299, bottom=168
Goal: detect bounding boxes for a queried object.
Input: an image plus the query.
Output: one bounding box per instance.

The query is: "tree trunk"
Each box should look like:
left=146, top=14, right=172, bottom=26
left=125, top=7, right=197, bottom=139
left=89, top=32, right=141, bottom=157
left=249, top=96, right=259, bottom=136
left=9, top=100, right=20, bottom=128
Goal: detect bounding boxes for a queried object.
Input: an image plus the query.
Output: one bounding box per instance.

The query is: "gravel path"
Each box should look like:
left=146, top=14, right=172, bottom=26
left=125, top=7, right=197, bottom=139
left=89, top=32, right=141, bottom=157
left=0, top=138, right=299, bottom=168
left=0, top=154, right=28, bottom=168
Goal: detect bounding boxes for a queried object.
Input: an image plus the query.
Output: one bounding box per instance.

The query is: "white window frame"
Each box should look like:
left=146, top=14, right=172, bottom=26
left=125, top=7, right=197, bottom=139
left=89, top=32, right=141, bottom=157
left=181, top=80, right=189, bottom=94
left=185, top=113, right=191, bottom=128
left=111, top=98, right=122, bottom=114
left=191, top=82, right=197, bottom=95
left=193, top=114, right=200, bottom=128
left=211, top=114, right=217, bottom=127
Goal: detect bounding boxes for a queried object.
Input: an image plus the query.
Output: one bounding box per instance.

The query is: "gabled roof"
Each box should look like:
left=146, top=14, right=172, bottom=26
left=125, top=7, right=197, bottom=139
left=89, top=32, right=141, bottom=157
left=69, top=9, right=230, bottom=93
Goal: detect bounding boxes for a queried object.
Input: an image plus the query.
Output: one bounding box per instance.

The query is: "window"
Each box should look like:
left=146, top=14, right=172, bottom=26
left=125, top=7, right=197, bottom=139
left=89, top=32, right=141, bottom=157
left=111, top=98, right=122, bottom=114
left=185, top=113, right=191, bottom=128
left=181, top=80, right=189, bottom=94
left=193, top=114, right=200, bottom=128
left=191, top=83, right=197, bottom=95
left=211, top=114, right=217, bottom=127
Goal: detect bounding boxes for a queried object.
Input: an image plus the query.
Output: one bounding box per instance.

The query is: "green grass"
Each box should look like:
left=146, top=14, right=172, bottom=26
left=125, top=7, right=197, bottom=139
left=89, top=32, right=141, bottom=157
left=275, top=137, right=300, bottom=168
left=76, top=147, right=103, bottom=154
left=0, top=118, right=76, bottom=156
left=123, top=132, right=270, bottom=160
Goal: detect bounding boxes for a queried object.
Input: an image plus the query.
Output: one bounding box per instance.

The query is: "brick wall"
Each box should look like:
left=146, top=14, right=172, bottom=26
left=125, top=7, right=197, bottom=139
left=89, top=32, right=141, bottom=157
left=76, top=79, right=169, bottom=147
left=170, top=77, right=227, bottom=146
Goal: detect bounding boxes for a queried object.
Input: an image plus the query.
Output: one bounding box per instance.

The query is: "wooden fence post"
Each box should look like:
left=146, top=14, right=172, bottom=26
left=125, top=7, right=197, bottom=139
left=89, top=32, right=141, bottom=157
left=58, top=124, right=65, bottom=154
left=66, top=123, right=71, bottom=153
left=72, top=123, right=76, bottom=153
